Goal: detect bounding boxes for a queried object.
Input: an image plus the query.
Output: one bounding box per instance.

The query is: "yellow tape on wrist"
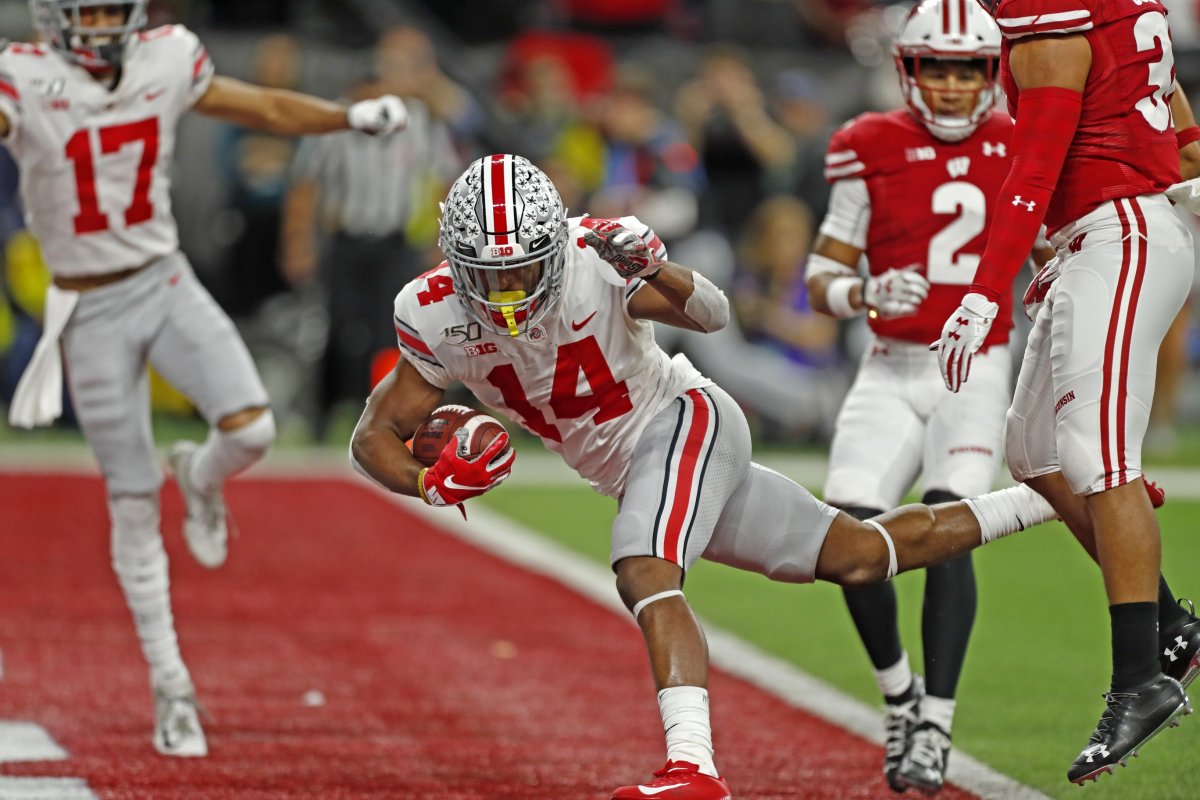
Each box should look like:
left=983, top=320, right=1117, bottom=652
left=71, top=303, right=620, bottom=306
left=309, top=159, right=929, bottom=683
left=417, top=468, right=432, bottom=504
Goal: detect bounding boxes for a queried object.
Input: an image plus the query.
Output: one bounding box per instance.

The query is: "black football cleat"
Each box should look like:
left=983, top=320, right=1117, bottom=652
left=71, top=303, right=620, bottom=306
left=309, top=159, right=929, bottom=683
left=897, top=721, right=951, bottom=795
left=1067, top=675, right=1192, bottom=785
left=883, top=675, right=923, bottom=792
left=1161, top=598, right=1200, bottom=689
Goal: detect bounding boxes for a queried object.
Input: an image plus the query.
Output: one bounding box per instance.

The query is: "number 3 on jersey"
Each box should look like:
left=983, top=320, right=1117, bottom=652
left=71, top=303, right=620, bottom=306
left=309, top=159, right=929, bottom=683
left=66, top=117, right=160, bottom=235
left=486, top=336, right=633, bottom=442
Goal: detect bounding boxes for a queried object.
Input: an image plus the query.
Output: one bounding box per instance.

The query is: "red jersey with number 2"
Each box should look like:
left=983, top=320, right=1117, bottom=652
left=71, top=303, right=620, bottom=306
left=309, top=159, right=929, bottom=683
left=995, top=0, right=1180, bottom=233
left=0, top=26, right=215, bottom=277
left=392, top=214, right=710, bottom=499
left=824, top=110, right=1017, bottom=347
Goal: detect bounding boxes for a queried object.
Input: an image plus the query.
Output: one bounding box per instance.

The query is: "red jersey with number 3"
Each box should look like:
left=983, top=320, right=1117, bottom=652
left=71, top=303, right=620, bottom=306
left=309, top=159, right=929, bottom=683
left=0, top=26, right=214, bottom=276
left=392, top=215, right=710, bottom=498
left=825, top=109, right=1016, bottom=347
left=994, top=0, right=1180, bottom=232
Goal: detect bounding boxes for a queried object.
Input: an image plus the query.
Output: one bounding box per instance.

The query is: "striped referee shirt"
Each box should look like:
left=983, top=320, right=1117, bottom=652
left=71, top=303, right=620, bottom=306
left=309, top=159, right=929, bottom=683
left=291, top=98, right=459, bottom=238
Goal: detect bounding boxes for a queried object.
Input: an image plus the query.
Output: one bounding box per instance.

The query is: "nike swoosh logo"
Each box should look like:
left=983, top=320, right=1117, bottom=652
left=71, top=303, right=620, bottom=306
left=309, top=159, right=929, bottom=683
left=442, top=477, right=485, bottom=491
left=571, top=311, right=597, bottom=331
left=638, top=784, right=688, bottom=796
left=145, top=89, right=166, bottom=101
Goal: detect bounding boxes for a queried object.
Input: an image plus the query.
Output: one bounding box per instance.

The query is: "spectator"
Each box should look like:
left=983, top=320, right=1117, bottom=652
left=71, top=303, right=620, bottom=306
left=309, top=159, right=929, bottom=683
left=732, top=195, right=839, bottom=370
left=214, top=33, right=304, bottom=318
left=767, top=68, right=835, bottom=220
left=591, top=66, right=704, bottom=242
left=675, top=46, right=794, bottom=236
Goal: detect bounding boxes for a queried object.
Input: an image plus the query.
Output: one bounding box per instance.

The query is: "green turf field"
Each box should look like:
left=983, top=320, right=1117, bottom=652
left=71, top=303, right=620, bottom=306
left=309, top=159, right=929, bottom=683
left=481, top=486, right=1200, bottom=800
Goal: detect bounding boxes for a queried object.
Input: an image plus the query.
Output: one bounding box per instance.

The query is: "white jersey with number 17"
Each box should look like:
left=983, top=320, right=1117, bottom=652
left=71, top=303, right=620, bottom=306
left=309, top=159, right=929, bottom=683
left=393, top=215, right=710, bottom=498
left=0, top=25, right=214, bottom=277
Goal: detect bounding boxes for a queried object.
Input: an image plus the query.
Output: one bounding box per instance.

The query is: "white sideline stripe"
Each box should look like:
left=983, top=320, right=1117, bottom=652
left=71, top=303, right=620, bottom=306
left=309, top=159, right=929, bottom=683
left=0, top=722, right=68, bottom=763
left=0, top=777, right=99, bottom=799
left=390, top=489, right=1052, bottom=800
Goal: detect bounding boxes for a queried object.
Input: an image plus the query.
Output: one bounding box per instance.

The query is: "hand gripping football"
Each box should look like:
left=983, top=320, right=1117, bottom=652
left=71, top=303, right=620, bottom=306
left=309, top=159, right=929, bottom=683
left=411, top=405, right=507, bottom=467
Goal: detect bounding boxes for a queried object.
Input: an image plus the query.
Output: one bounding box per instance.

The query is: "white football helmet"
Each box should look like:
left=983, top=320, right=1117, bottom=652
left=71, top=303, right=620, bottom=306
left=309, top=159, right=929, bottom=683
left=30, top=0, right=149, bottom=71
left=439, top=154, right=568, bottom=337
left=893, top=0, right=1000, bottom=142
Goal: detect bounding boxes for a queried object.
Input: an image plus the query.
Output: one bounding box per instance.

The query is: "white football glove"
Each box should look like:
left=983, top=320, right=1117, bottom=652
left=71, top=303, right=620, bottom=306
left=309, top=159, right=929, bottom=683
left=930, top=292, right=999, bottom=393
left=1166, top=177, right=1200, bottom=214
left=864, top=268, right=930, bottom=319
left=347, top=95, right=409, bottom=136
left=581, top=219, right=662, bottom=280
left=1021, top=257, right=1061, bottom=321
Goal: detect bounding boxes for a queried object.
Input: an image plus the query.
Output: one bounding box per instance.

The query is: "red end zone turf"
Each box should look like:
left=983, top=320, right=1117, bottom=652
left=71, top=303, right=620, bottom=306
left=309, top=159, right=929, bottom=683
left=0, top=472, right=979, bottom=799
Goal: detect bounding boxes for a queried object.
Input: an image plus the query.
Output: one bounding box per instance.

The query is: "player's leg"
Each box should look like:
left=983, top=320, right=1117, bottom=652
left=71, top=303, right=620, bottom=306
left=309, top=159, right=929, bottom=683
left=1011, top=268, right=1200, bottom=694
left=1050, top=197, right=1193, bottom=783
left=609, top=386, right=748, bottom=800
left=61, top=283, right=206, bottom=756
left=898, top=347, right=1008, bottom=792
left=148, top=254, right=275, bottom=568
left=823, top=346, right=926, bottom=791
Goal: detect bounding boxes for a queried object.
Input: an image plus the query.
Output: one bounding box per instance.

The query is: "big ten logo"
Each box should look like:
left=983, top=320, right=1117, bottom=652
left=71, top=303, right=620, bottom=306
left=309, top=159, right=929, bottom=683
left=906, top=146, right=937, bottom=162
left=464, top=342, right=498, bottom=357
left=486, top=245, right=516, bottom=258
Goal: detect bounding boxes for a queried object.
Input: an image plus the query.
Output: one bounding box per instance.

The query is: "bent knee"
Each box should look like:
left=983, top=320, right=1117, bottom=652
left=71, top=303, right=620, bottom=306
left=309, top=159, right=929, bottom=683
left=817, top=516, right=894, bottom=588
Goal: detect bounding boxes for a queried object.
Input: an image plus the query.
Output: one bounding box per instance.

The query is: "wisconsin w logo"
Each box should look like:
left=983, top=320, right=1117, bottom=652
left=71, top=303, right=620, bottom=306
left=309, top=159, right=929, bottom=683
left=946, top=157, right=970, bottom=178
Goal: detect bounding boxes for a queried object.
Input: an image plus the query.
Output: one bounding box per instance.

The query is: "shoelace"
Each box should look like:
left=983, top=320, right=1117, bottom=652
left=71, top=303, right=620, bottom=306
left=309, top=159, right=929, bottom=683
left=908, top=727, right=951, bottom=769
left=884, top=700, right=919, bottom=758
left=1089, top=692, right=1139, bottom=743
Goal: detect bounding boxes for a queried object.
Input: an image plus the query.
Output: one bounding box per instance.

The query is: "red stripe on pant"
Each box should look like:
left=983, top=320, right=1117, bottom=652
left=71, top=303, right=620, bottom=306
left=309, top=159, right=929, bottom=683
left=1115, top=199, right=1149, bottom=485
left=1101, top=201, right=1140, bottom=489
left=661, top=390, right=711, bottom=563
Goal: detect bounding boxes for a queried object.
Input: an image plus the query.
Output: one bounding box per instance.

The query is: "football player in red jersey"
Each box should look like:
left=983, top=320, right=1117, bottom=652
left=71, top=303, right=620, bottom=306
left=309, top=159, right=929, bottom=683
left=807, top=1, right=1054, bottom=792
left=933, top=0, right=1200, bottom=782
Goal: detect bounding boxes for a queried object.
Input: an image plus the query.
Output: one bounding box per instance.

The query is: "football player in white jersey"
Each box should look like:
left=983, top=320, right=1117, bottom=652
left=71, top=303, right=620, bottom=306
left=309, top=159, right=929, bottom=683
left=352, top=154, right=1061, bottom=800
left=0, top=0, right=407, bottom=757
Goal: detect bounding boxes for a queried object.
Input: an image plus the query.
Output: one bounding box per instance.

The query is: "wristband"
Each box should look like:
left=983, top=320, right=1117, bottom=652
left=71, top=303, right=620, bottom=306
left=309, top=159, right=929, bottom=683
left=826, top=276, right=864, bottom=319
left=417, top=467, right=431, bottom=504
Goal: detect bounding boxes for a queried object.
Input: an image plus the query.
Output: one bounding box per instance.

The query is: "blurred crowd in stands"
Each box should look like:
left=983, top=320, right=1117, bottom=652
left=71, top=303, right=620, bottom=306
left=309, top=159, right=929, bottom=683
left=4, top=0, right=1200, bottom=450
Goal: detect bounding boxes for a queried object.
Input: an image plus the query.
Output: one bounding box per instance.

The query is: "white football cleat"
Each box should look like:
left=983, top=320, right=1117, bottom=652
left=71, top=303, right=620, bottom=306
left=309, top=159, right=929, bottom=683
left=168, top=441, right=228, bottom=568
left=153, top=689, right=208, bottom=757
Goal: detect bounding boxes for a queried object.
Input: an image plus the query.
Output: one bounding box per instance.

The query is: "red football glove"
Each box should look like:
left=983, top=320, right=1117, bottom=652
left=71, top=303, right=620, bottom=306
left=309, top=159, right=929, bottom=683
left=418, top=434, right=515, bottom=507
left=582, top=219, right=662, bottom=280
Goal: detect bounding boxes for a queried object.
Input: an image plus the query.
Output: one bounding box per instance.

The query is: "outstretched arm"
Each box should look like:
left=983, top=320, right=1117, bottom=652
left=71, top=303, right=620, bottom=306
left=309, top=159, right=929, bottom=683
left=194, top=75, right=406, bottom=136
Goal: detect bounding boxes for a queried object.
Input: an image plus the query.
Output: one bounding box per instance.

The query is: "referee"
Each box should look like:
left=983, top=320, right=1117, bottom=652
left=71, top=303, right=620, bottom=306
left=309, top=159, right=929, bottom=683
left=281, top=80, right=459, bottom=438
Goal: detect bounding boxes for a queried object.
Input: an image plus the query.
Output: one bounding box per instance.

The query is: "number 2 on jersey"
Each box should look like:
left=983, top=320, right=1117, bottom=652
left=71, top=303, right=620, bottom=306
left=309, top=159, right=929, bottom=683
left=66, top=117, right=160, bottom=235
left=925, top=181, right=986, bottom=285
left=486, top=336, right=633, bottom=442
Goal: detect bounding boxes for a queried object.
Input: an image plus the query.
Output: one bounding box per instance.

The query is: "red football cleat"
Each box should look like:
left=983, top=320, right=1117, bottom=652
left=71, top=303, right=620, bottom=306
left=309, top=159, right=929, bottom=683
left=611, top=761, right=732, bottom=800
left=1145, top=478, right=1166, bottom=509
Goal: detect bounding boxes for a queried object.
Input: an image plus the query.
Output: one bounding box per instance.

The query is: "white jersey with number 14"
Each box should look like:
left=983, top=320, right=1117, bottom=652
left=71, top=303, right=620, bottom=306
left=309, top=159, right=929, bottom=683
left=393, top=215, right=710, bottom=498
left=0, top=25, right=214, bottom=277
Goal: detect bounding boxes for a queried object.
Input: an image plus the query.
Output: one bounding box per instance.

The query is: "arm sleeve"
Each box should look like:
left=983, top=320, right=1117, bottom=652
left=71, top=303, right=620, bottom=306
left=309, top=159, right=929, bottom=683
left=818, top=178, right=871, bottom=249
left=970, top=87, right=1082, bottom=301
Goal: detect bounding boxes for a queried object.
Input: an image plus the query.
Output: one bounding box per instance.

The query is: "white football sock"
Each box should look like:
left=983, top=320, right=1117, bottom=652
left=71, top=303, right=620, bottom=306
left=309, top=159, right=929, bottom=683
left=109, top=495, right=191, bottom=694
left=965, top=483, right=1057, bottom=544
left=921, top=695, right=956, bottom=734
left=875, top=652, right=914, bottom=699
left=191, top=411, right=275, bottom=495
left=658, top=686, right=717, bottom=777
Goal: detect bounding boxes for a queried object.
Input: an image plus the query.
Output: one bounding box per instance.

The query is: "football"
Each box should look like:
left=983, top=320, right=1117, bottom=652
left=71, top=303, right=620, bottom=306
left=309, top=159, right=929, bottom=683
left=410, top=405, right=507, bottom=467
